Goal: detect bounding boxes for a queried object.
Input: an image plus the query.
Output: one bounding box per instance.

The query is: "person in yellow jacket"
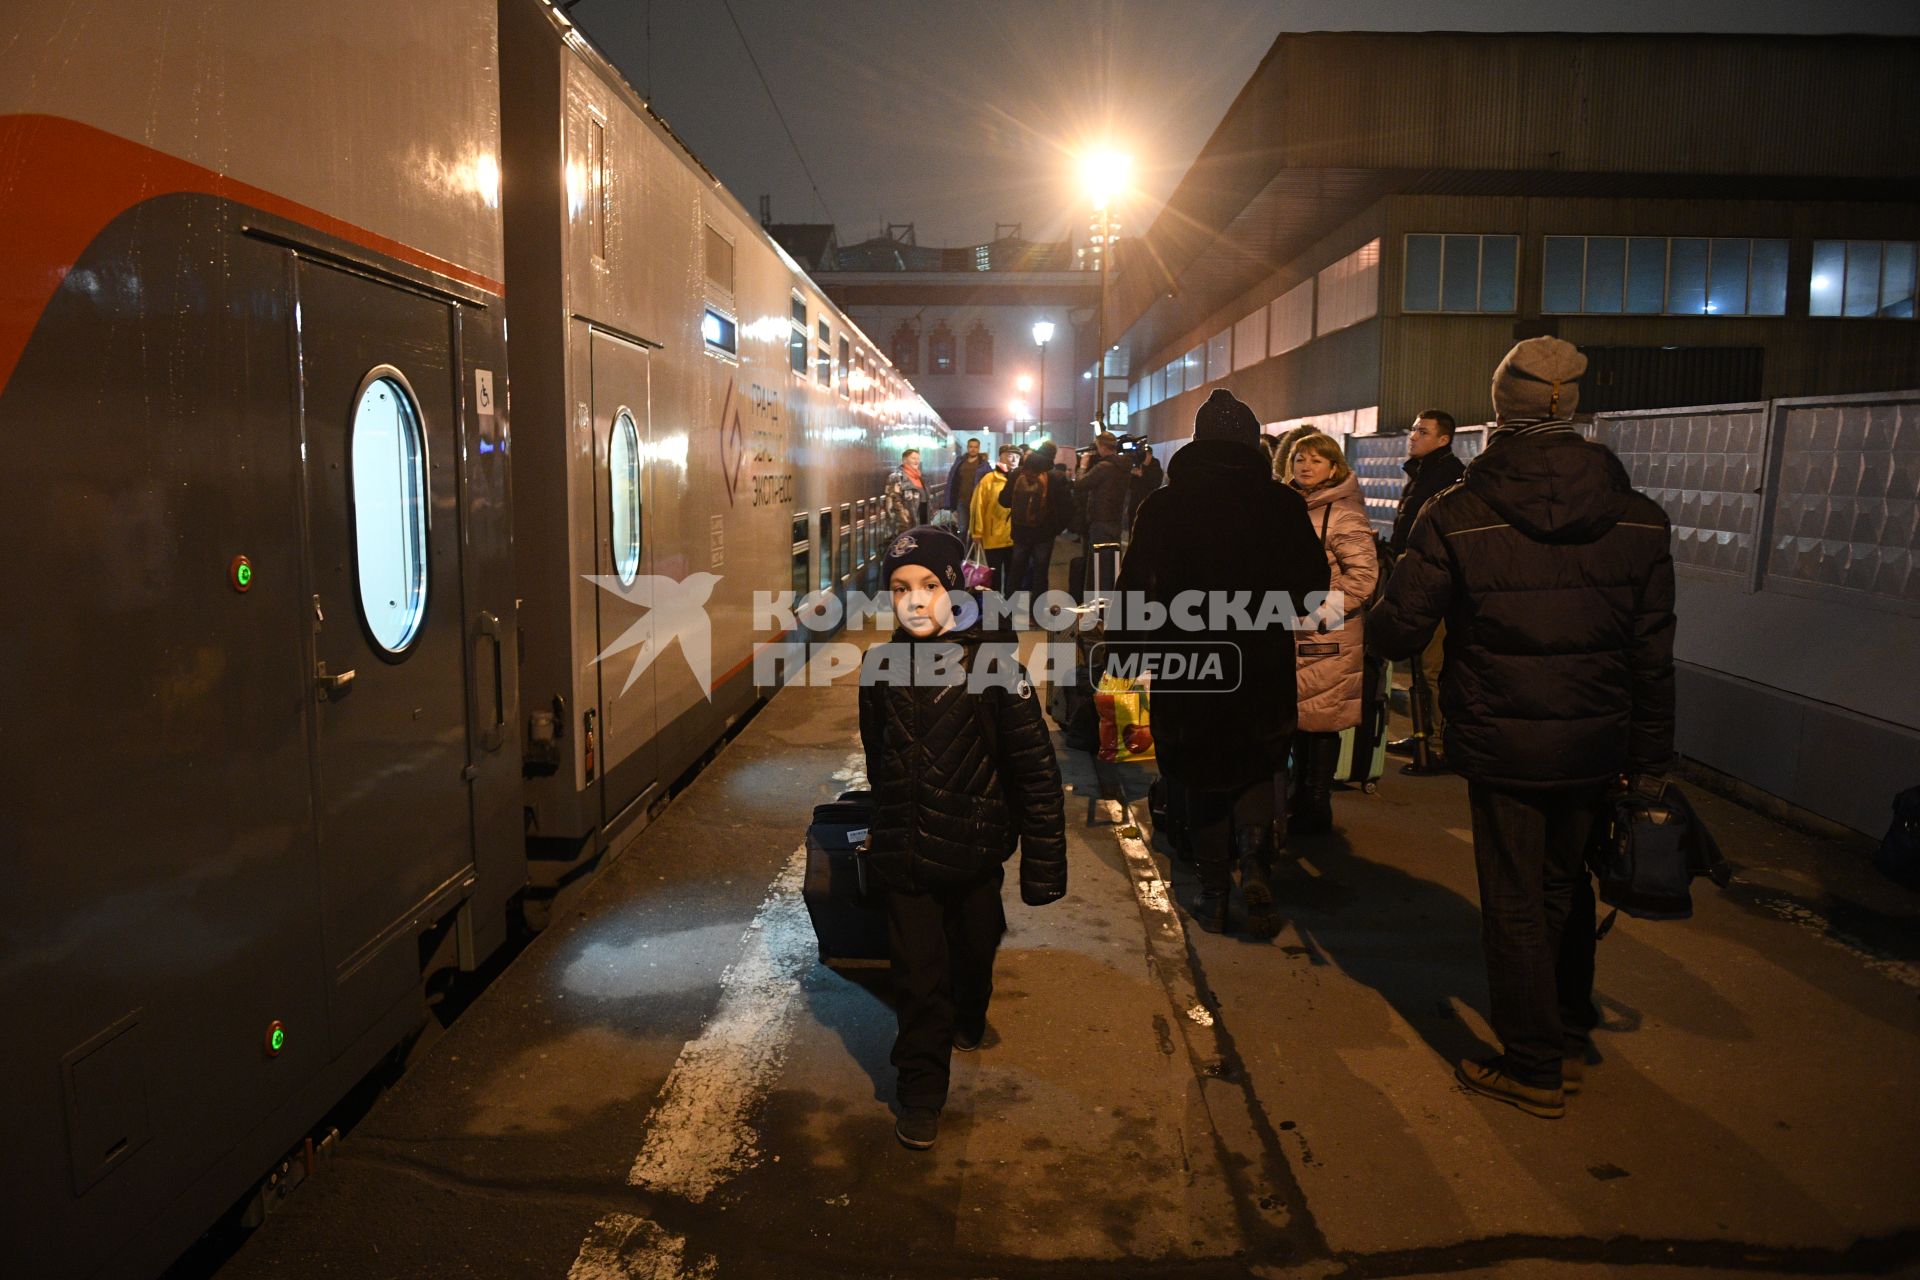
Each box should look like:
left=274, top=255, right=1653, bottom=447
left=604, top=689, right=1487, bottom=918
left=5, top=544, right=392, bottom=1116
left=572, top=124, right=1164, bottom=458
left=969, top=443, right=1021, bottom=594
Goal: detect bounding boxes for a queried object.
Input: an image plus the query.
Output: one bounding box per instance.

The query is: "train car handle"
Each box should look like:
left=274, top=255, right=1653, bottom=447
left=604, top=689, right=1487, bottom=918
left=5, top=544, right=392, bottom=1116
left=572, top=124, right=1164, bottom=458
left=477, top=611, right=506, bottom=751
left=314, top=662, right=356, bottom=699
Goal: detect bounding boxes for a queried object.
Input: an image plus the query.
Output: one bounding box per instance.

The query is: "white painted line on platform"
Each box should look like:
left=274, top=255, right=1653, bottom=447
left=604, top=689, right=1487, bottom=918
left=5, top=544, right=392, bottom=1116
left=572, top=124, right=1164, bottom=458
left=570, top=1212, right=715, bottom=1280
left=623, top=845, right=813, bottom=1201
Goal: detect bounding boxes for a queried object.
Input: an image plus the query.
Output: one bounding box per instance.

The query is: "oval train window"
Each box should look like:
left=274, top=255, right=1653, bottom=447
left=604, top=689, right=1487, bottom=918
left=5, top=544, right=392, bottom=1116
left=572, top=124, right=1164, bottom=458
left=610, top=409, right=641, bottom=584
left=351, top=375, right=429, bottom=654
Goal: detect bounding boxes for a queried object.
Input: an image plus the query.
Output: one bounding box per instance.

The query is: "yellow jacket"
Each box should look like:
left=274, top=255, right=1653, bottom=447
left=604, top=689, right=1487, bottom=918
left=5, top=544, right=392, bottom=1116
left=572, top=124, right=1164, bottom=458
left=969, top=467, right=1014, bottom=550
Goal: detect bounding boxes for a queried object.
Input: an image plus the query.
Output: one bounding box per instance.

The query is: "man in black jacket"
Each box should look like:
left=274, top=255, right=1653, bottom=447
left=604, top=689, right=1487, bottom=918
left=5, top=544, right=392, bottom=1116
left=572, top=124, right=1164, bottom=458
left=1368, top=337, right=1676, bottom=1119
left=1387, top=409, right=1467, bottom=772
left=1076, top=431, right=1132, bottom=593
left=1117, top=390, right=1330, bottom=936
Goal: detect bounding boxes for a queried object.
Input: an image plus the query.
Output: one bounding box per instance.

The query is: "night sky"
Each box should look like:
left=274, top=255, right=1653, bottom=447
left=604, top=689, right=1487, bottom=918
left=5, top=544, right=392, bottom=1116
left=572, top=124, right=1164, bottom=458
left=567, top=0, right=1920, bottom=253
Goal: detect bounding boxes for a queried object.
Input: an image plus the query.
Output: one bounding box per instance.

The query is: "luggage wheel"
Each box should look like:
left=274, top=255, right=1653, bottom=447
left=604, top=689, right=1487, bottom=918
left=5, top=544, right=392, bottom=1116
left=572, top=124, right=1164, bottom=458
left=1363, top=781, right=1378, bottom=794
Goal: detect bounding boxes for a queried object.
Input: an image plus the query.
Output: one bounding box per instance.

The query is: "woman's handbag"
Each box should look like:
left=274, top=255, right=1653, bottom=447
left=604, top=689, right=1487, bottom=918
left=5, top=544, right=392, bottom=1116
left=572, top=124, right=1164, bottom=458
left=961, top=540, right=994, bottom=591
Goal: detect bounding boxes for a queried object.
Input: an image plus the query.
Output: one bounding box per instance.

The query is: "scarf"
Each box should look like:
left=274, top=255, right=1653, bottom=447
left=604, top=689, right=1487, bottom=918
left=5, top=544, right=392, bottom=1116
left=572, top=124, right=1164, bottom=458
left=1488, top=416, right=1581, bottom=444
left=901, top=461, right=923, bottom=491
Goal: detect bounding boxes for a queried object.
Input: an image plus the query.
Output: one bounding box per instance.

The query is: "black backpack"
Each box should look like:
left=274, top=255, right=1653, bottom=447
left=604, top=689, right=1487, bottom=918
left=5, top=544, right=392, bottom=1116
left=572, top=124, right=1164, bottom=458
left=1011, top=470, right=1049, bottom=528
left=1586, top=780, right=1731, bottom=921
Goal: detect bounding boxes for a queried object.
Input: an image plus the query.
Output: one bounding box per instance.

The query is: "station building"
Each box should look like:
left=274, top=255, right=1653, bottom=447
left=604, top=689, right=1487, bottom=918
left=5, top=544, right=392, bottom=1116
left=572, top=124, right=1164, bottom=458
left=1108, top=32, right=1920, bottom=446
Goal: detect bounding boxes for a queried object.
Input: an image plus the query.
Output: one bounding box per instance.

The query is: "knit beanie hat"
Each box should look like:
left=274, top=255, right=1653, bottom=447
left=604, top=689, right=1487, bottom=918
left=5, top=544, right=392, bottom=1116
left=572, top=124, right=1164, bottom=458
left=1194, top=388, right=1261, bottom=446
left=882, top=525, right=967, bottom=591
left=1491, top=336, right=1587, bottom=420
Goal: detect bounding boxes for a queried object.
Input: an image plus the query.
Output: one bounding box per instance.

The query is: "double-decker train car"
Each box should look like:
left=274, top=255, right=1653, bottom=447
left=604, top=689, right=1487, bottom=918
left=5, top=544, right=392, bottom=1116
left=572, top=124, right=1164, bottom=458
left=0, top=1, right=947, bottom=1275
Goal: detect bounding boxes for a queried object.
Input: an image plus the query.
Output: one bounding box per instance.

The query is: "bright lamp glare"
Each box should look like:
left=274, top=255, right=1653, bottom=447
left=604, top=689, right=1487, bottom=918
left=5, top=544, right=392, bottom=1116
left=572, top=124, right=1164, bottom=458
left=1031, top=319, right=1055, bottom=345
left=1016, top=374, right=1034, bottom=393
left=1081, top=149, right=1133, bottom=207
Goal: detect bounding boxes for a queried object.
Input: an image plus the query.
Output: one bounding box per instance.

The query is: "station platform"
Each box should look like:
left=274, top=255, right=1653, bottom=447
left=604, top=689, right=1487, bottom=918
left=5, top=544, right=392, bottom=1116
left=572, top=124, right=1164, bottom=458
left=205, top=622, right=1920, bottom=1279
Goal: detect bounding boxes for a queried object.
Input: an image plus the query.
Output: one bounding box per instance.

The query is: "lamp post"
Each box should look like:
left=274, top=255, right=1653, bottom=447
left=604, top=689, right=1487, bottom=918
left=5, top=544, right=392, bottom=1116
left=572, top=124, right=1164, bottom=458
left=1031, top=319, right=1055, bottom=440
left=1081, top=149, right=1131, bottom=450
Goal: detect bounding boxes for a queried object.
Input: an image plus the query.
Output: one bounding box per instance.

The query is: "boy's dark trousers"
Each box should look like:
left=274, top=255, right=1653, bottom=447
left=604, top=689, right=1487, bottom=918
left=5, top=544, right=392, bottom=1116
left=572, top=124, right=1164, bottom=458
left=985, top=546, right=1013, bottom=594
left=886, top=865, right=1007, bottom=1110
left=1465, top=782, right=1604, bottom=1088
left=1185, top=774, right=1282, bottom=891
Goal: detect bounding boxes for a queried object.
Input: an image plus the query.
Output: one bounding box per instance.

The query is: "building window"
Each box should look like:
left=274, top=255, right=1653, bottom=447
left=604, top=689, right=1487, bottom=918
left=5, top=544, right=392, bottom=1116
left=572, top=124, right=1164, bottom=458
left=351, top=373, right=430, bottom=655
left=1401, top=234, right=1515, bottom=314
left=1544, top=236, right=1789, bottom=316
left=1319, top=238, right=1383, bottom=333
left=1206, top=328, right=1231, bottom=383
left=964, top=322, right=993, bottom=375
left=815, top=320, right=831, bottom=385
left=928, top=322, right=956, bottom=374
left=790, top=294, right=808, bottom=374
left=1269, top=278, right=1313, bottom=356
left=890, top=322, right=918, bottom=374
left=1810, top=240, right=1917, bottom=318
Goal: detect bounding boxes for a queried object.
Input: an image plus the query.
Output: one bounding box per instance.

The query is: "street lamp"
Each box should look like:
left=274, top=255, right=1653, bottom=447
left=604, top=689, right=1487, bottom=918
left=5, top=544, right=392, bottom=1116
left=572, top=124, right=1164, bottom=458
left=1081, top=149, right=1131, bottom=449
left=1031, top=319, right=1054, bottom=437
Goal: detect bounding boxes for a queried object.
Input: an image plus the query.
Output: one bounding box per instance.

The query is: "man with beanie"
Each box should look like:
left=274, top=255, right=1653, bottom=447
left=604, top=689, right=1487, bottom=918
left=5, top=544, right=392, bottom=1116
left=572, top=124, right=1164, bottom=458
left=1116, top=389, right=1329, bottom=936
left=1367, top=337, right=1676, bottom=1119
left=1387, top=409, right=1467, bottom=774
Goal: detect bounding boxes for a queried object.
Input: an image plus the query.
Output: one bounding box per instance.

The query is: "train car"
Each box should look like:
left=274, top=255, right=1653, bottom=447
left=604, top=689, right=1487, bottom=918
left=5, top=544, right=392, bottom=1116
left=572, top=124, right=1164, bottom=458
left=501, top=0, right=951, bottom=894
left=1, top=2, right=946, bottom=1275
left=0, top=4, right=525, bottom=1277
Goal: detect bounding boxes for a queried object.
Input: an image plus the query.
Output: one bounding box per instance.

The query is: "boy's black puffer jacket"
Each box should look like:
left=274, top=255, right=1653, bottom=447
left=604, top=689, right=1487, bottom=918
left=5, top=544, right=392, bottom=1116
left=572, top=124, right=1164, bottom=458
left=857, top=626, right=1067, bottom=903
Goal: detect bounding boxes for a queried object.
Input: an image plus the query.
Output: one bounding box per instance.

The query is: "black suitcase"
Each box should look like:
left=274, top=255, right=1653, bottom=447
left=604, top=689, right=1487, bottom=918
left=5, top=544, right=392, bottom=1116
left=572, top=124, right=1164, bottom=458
left=802, top=790, right=889, bottom=965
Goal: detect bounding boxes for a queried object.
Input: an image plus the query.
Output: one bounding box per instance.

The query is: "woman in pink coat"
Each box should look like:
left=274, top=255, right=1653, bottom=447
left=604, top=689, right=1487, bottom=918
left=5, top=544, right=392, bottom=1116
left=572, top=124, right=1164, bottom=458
left=1287, top=434, right=1379, bottom=834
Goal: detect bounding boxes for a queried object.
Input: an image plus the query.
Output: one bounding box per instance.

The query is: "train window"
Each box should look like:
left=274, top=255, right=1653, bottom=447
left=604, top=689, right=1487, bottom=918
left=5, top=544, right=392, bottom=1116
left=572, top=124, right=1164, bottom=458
left=815, top=321, right=832, bottom=385
left=351, top=373, right=429, bottom=654
left=588, top=116, right=608, bottom=261
left=702, top=308, right=737, bottom=355
left=704, top=224, right=735, bottom=293
left=838, top=338, right=851, bottom=397
left=610, top=409, right=641, bottom=585
left=790, top=513, right=810, bottom=600
left=818, top=508, right=835, bottom=591
left=839, top=503, right=853, bottom=580
left=790, top=294, right=808, bottom=374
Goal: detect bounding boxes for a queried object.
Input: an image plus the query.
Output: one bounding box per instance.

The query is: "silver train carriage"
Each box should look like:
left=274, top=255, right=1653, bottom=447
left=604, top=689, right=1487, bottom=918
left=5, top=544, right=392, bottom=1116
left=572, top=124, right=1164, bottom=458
left=0, top=0, right=948, bottom=1275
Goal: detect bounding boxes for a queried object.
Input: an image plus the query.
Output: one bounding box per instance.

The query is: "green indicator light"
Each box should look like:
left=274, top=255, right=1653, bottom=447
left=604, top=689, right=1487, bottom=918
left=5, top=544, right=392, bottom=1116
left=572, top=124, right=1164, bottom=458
left=230, top=554, right=255, bottom=594
left=236, top=563, right=253, bottom=588
left=264, top=1019, right=287, bottom=1057
left=270, top=1026, right=284, bottom=1051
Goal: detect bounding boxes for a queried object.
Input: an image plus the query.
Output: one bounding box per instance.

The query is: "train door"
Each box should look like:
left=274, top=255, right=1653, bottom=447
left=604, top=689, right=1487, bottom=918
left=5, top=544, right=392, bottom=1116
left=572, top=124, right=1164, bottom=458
left=588, top=329, right=659, bottom=830
left=296, top=261, right=474, bottom=1053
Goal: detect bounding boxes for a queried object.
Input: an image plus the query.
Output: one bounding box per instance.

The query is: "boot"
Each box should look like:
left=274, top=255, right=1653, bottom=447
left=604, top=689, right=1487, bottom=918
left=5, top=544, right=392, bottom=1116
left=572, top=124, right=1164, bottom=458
left=1236, top=828, right=1278, bottom=939
left=1294, top=733, right=1338, bottom=836
left=1191, top=885, right=1230, bottom=933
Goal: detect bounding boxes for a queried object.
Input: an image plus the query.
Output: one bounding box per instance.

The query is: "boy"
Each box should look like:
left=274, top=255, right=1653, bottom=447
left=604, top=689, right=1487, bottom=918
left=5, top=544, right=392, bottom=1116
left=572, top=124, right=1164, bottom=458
left=858, top=526, right=1067, bottom=1149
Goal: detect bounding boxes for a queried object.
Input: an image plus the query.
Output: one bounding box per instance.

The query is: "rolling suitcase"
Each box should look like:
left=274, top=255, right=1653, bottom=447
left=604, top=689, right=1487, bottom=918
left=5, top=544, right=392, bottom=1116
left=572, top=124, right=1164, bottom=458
left=801, top=790, right=889, bottom=965
left=1334, top=654, right=1392, bottom=793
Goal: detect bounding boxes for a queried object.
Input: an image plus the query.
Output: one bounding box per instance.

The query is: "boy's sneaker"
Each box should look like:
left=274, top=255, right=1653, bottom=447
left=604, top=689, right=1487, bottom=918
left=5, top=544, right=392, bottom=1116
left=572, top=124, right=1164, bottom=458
left=895, top=1106, right=940, bottom=1150
left=953, top=1021, right=985, bottom=1052
left=1192, top=888, right=1230, bottom=934
left=1562, top=1053, right=1588, bottom=1095
left=1454, top=1058, right=1564, bottom=1119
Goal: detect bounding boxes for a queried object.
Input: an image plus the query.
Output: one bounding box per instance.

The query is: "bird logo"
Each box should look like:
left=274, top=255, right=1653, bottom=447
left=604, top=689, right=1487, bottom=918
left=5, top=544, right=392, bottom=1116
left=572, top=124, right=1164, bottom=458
left=585, top=572, right=724, bottom=699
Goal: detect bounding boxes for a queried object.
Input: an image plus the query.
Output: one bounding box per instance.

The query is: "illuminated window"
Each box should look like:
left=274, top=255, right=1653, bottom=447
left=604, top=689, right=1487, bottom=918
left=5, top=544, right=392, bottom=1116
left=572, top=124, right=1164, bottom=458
left=1544, top=235, right=1788, bottom=316
left=1269, top=279, right=1313, bottom=355
left=928, top=322, right=956, bottom=374
left=351, top=373, right=429, bottom=654
left=816, top=320, right=831, bottom=385
left=702, top=308, right=737, bottom=354
left=609, top=409, right=641, bottom=585
left=1811, top=240, right=1917, bottom=318
left=790, top=293, right=808, bottom=374
left=818, top=508, right=835, bottom=591
left=1401, top=234, right=1512, bottom=314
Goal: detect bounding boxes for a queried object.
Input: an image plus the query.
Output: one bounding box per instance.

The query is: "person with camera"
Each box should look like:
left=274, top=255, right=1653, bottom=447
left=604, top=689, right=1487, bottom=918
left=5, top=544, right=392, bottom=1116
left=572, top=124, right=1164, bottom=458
left=1367, top=337, right=1675, bottom=1119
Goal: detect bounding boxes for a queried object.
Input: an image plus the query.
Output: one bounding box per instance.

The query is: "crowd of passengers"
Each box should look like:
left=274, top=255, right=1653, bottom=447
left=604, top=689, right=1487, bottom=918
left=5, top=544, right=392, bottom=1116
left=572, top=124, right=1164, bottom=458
left=860, top=336, right=1676, bottom=1149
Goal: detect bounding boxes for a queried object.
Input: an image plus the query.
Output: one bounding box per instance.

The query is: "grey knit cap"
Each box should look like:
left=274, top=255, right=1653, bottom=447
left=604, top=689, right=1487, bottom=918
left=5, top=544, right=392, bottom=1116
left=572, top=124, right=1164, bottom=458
left=1491, top=337, right=1587, bottom=420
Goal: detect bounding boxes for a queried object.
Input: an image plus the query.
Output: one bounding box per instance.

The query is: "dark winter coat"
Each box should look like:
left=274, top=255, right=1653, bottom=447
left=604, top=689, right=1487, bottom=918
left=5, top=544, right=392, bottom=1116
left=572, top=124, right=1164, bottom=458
left=946, top=452, right=991, bottom=512
left=1366, top=426, right=1676, bottom=789
left=1114, top=439, right=1331, bottom=792
left=857, top=625, right=1068, bottom=903
left=1078, top=454, right=1131, bottom=531
left=1390, top=445, right=1467, bottom=554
